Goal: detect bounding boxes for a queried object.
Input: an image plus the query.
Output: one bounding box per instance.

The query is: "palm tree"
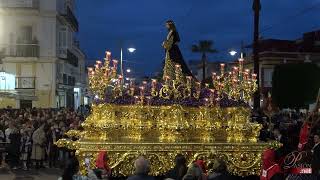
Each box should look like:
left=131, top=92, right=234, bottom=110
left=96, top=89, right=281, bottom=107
left=191, top=40, right=217, bottom=85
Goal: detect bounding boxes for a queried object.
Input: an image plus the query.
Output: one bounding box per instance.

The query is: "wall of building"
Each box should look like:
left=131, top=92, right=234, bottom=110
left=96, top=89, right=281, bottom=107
left=0, top=0, right=87, bottom=109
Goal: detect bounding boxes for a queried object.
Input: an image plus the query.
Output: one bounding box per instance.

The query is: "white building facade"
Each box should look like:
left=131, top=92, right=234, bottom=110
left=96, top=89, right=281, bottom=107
left=0, top=0, right=88, bottom=109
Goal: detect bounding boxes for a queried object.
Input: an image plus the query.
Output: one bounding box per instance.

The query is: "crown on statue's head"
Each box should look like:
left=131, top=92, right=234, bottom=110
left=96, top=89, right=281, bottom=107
left=87, top=50, right=257, bottom=108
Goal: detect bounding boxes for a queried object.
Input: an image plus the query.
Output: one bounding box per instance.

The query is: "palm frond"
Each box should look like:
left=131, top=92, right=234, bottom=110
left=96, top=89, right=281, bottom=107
left=191, top=45, right=200, bottom=52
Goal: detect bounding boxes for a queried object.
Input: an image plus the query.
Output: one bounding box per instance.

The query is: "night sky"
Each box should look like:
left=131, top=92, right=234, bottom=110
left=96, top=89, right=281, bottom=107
left=77, top=0, right=320, bottom=76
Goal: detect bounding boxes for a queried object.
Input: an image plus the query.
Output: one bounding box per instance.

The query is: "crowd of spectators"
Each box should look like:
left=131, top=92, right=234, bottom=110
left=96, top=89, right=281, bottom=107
left=0, top=105, right=319, bottom=179
left=0, top=106, right=90, bottom=171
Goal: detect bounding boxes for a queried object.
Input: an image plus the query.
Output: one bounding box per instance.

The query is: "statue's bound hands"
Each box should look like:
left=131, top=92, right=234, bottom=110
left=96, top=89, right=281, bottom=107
left=162, top=40, right=170, bottom=50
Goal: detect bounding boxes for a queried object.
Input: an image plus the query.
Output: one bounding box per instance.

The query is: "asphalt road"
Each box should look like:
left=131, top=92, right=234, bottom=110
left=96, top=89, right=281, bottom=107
left=0, top=167, right=61, bottom=180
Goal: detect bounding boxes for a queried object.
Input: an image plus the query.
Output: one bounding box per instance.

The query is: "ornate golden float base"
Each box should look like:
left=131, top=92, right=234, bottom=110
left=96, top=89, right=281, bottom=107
left=57, top=139, right=276, bottom=177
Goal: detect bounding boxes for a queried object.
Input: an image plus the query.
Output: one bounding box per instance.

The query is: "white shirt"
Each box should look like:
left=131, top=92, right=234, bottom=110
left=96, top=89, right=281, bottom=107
left=5, top=128, right=13, bottom=143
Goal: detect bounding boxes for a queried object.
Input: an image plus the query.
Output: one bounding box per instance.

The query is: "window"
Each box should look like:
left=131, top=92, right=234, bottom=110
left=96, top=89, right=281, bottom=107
left=59, top=26, right=67, bottom=49
left=19, top=26, right=32, bottom=43
left=263, top=68, right=274, bottom=88
left=63, top=74, right=67, bottom=84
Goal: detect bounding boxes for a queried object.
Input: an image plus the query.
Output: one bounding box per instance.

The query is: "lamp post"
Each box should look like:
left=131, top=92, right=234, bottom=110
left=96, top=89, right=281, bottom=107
left=120, top=48, right=136, bottom=83
left=252, top=0, right=261, bottom=110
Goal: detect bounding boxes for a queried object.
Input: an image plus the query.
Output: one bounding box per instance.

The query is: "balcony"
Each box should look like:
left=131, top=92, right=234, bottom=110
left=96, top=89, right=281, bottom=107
left=0, top=43, right=39, bottom=57
left=60, top=6, right=79, bottom=32
left=0, top=0, right=39, bottom=9
left=61, top=50, right=78, bottom=67
left=15, top=77, right=36, bottom=89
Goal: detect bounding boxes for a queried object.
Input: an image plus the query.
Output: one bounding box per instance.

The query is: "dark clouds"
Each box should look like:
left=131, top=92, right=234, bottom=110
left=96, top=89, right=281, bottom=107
left=77, top=0, right=320, bottom=76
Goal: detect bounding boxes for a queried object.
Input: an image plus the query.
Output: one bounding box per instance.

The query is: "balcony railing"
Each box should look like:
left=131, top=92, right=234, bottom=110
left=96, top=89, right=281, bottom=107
left=60, top=6, right=79, bottom=32
left=0, top=44, right=39, bottom=57
left=15, top=77, right=36, bottom=89
left=0, top=0, right=39, bottom=9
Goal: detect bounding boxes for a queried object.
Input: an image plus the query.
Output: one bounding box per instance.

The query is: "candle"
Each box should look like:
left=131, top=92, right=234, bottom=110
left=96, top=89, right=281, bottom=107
left=88, top=67, right=93, bottom=71
left=112, top=60, right=118, bottom=68
left=96, top=60, right=102, bottom=65
left=134, top=96, right=139, bottom=104
left=212, top=72, right=216, bottom=78
left=139, top=86, right=145, bottom=96
left=196, top=82, right=201, bottom=89
left=252, top=73, right=257, bottom=80
left=164, top=76, right=170, bottom=84
left=238, top=58, right=244, bottom=65
left=233, top=66, right=238, bottom=71
left=220, top=63, right=225, bottom=75
left=175, top=64, right=181, bottom=69
left=151, top=79, right=157, bottom=88
left=105, top=51, right=111, bottom=61
left=130, top=79, right=135, bottom=87
left=186, top=76, right=192, bottom=82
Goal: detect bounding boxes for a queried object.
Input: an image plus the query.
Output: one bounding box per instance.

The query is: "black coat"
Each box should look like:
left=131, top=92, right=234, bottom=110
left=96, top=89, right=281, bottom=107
left=165, top=166, right=187, bottom=180
left=312, top=143, right=320, bottom=175
left=8, top=133, right=21, bottom=154
left=127, top=174, right=155, bottom=180
left=208, top=173, right=233, bottom=180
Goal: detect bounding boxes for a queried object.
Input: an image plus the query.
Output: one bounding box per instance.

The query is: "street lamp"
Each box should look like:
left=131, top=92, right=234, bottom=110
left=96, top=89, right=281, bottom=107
left=120, top=47, right=136, bottom=82
left=229, top=50, right=237, bottom=56
left=128, top=48, right=136, bottom=53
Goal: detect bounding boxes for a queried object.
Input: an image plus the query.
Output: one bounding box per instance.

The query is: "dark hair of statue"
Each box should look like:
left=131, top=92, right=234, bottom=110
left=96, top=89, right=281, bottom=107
left=166, top=20, right=177, bottom=32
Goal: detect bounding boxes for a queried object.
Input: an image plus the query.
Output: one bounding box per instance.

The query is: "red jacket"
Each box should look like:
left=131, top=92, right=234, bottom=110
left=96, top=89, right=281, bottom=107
left=298, top=123, right=310, bottom=151
left=260, top=149, right=282, bottom=180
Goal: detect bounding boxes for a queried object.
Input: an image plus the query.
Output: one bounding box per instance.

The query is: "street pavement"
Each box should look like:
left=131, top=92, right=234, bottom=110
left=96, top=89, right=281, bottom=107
left=0, top=167, right=61, bottom=180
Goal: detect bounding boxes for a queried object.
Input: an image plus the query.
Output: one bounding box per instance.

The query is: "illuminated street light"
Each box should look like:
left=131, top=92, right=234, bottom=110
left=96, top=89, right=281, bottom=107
left=120, top=47, right=136, bottom=82
left=126, top=68, right=131, bottom=73
left=229, top=50, right=237, bottom=56
left=128, top=48, right=136, bottom=53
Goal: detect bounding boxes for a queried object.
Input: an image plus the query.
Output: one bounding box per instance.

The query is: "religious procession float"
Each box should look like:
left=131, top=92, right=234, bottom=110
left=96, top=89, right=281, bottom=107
left=56, top=50, right=278, bottom=177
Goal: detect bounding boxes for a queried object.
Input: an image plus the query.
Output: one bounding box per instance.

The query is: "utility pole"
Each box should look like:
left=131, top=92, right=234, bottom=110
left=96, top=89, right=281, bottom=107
left=252, top=0, right=261, bottom=110
left=202, top=53, right=206, bottom=85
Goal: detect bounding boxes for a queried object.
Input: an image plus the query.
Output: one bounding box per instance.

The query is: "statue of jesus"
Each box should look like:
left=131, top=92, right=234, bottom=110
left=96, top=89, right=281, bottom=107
left=162, top=20, right=194, bottom=80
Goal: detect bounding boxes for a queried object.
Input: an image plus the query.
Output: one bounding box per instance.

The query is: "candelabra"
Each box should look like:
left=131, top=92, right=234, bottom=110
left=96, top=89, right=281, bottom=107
left=212, top=59, right=257, bottom=103
left=88, top=51, right=117, bottom=100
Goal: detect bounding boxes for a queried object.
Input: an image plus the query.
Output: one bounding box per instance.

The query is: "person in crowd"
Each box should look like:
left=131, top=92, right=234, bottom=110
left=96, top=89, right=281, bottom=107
left=127, top=156, right=154, bottom=180
left=20, top=129, right=32, bottom=170
left=298, top=121, right=311, bottom=151
left=260, top=149, right=283, bottom=180
left=0, top=127, right=5, bottom=167
left=5, top=122, right=14, bottom=143
left=95, top=151, right=111, bottom=178
left=183, top=163, right=206, bottom=180
left=207, top=159, right=231, bottom=180
left=48, top=123, right=61, bottom=168
left=259, top=120, right=271, bottom=142
left=8, top=127, right=21, bottom=169
left=311, top=132, right=320, bottom=177
left=166, top=154, right=187, bottom=180
left=273, top=128, right=290, bottom=160
left=31, top=124, right=47, bottom=169
left=59, top=153, right=80, bottom=180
